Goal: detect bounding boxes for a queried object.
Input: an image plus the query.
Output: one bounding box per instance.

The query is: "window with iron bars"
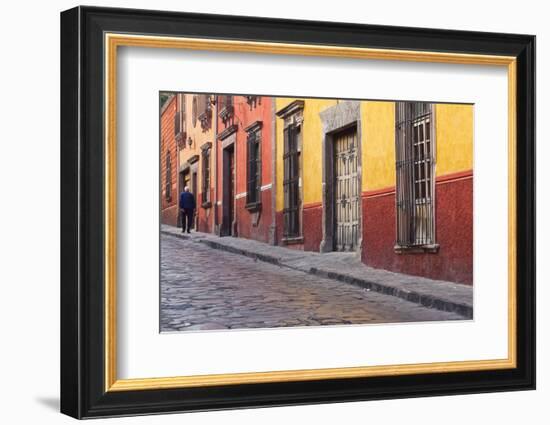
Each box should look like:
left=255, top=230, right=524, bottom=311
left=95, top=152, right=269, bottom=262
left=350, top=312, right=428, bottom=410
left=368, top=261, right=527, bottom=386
left=174, top=94, right=186, bottom=145
left=395, top=102, right=436, bottom=250
left=197, top=94, right=212, bottom=130
left=245, top=95, right=261, bottom=110
left=283, top=124, right=301, bottom=238
left=174, top=110, right=182, bottom=136
left=197, top=94, right=208, bottom=115
left=217, top=94, right=233, bottom=110
left=165, top=150, right=172, bottom=203
left=192, top=95, right=198, bottom=128
left=246, top=128, right=261, bottom=207
left=201, top=147, right=211, bottom=205
left=218, top=95, right=234, bottom=127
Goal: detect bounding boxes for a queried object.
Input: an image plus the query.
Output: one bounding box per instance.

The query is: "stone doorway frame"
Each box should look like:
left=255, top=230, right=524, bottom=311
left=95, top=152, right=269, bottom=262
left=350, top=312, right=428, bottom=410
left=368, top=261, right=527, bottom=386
left=319, top=101, right=363, bottom=259
left=221, top=133, right=236, bottom=236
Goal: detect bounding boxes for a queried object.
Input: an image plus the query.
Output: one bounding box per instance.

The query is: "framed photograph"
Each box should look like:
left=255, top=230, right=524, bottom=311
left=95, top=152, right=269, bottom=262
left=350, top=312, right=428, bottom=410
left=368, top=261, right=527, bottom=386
left=60, top=6, right=535, bottom=419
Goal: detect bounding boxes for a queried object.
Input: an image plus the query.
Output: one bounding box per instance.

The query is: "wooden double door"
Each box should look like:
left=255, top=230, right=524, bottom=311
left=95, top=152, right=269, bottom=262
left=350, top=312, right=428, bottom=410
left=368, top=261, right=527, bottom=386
left=333, top=128, right=359, bottom=252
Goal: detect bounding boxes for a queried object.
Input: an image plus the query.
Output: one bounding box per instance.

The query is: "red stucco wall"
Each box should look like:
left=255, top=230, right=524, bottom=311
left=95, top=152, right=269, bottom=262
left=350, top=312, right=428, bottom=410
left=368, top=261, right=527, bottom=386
left=216, top=96, right=274, bottom=242
left=161, top=205, right=179, bottom=228
left=275, top=203, right=323, bottom=252
left=361, top=173, right=473, bottom=285
left=197, top=189, right=215, bottom=234
left=303, top=204, right=323, bottom=252
left=235, top=189, right=273, bottom=242
left=160, top=95, right=178, bottom=226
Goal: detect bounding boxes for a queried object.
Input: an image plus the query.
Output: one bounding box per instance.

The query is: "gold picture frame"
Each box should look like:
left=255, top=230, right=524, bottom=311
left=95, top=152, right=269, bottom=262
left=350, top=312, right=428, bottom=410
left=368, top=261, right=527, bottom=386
left=105, top=33, right=517, bottom=392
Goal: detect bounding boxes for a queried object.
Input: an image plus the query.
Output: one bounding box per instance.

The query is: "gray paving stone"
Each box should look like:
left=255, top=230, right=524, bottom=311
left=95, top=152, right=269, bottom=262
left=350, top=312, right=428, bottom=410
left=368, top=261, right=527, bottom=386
left=161, top=225, right=473, bottom=318
left=160, top=233, right=466, bottom=333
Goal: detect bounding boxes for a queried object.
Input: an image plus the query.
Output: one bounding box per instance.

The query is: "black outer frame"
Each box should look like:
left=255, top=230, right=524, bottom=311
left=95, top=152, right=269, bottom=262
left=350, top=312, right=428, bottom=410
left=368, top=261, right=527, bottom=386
left=60, top=6, right=535, bottom=419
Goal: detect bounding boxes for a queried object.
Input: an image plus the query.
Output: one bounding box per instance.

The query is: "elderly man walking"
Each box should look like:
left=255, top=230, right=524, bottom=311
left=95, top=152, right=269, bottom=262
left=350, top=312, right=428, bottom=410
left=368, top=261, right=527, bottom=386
left=179, top=186, right=196, bottom=234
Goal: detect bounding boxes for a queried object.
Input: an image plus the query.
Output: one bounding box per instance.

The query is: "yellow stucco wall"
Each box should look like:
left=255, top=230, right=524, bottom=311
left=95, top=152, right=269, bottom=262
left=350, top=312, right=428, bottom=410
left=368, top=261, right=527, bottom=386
left=362, top=101, right=396, bottom=191
left=361, top=102, right=473, bottom=191
left=275, top=99, right=473, bottom=210
left=435, top=104, right=473, bottom=175
left=275, top=97, right=337, bottom=211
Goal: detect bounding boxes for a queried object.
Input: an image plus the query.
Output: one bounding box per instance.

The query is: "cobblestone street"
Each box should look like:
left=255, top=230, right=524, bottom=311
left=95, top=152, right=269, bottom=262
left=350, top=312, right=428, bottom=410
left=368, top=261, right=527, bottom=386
left=161, top=233, right=463, bottom=332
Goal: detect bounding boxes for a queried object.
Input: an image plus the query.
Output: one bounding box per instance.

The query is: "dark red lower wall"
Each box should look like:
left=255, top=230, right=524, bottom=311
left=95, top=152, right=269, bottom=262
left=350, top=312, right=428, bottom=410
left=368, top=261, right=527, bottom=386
left=234, top=189, right=273, bottom=243
left=303, top=205, right=323, bottom=252
left=275, top=211, right=285, bottom=247
left=275, top=203, right=323, bottom=252
left=362, top=175, right=473, bottom=285
left=161, top=205, right=179, bottom=227
left=197, top=193, right=214, bottom=234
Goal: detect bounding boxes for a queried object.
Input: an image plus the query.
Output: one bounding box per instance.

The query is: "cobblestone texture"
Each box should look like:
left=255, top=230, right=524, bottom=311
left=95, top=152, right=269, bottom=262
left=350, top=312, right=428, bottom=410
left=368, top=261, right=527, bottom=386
left=161, top=233, right=464, bottom=332
left=162, top=224, right=474, bottom=318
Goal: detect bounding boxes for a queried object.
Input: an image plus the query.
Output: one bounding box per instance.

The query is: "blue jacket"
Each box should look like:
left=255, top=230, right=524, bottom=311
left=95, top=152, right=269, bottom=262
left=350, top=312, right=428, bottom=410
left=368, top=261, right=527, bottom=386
left=179, top=191, right=196, bottom=210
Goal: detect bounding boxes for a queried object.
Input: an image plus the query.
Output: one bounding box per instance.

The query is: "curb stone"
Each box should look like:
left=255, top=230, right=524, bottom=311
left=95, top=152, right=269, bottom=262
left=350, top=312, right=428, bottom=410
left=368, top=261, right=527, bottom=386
left=308, top=267, right=473, bottom=319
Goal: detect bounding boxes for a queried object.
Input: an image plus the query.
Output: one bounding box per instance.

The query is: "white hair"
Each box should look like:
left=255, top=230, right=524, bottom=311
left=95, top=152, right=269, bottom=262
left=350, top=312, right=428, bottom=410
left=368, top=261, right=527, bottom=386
left=184, top=186, right=190, bottom=192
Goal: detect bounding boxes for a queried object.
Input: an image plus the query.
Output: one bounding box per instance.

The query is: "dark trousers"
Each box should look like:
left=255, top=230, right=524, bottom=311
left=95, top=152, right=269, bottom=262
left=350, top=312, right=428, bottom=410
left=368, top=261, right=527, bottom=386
left=181, top=208, right=195, bottom=232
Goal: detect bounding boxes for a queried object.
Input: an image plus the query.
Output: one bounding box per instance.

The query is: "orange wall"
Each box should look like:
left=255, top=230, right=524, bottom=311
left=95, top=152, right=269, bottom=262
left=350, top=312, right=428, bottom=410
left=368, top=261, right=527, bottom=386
left=160, top=95, right=177, bottom=209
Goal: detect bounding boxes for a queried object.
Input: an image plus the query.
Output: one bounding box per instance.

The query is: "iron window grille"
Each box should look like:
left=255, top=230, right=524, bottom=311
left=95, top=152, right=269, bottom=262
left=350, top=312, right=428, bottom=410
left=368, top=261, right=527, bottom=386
left=174, top=111, right=181, bottom=136
left=191, top=95, right=198, bottom=128
left=201, top=147, right=211, bottom=206
left=245, top=95, right=261, bottom=110
left=175, top=94, right=186, bottom=148
left=395, top=101, right=437, bottom=250
left=283, top=124, right=301, bottom=238
left=218, top=95, right=232, bottom=108
left=197, top=94, right=212, bottom=130
left=164, top=150, right=172, bottom=203
left=246, top=128, right=262, bottom=208
left=218, top=95, right=234, bottom=126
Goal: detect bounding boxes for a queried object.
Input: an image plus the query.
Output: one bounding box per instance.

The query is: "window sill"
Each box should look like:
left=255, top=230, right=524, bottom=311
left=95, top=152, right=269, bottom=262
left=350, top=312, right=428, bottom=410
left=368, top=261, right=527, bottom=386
left=282, top=236, right=304, bottom=245
left=201, top=201, right=212, bottom=209
left=394, top=244, right=440, bottom=254
left=245, top=201, right=262, bottom=212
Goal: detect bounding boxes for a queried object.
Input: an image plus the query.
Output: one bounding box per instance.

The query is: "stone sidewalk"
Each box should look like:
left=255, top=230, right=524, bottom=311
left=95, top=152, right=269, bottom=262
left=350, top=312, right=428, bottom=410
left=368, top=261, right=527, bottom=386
left=161, top=224, right=473, bottom=318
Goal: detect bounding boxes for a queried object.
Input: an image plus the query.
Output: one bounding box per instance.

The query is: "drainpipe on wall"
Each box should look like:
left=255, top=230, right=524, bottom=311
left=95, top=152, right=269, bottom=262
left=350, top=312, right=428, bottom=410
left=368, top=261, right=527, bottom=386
left=176, top=94, right=180, bottom=221
left=213, top=95, right=219, bottom=235
left=270, top=96, right=277, bottom=245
